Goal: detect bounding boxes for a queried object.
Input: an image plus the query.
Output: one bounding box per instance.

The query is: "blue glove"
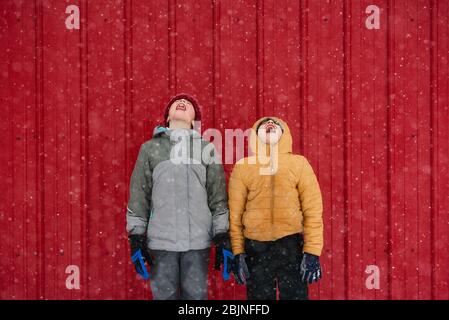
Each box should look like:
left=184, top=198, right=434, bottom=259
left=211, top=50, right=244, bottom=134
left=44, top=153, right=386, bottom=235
left=233, top=254, right=250, bottom=285
left=222, top=249, right=234, bottom=281
left=131, top=249, right=150, bottom=280
left=300, top=253, right=322, bottom=284
left=128, top=234, right=153, bottom=280
left=213, top=233, right=232, bottom=271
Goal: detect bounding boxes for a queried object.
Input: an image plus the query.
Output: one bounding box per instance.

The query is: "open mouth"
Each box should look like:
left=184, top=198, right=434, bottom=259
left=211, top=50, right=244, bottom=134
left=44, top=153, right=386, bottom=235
left=265, top=123, right=276, bottom=133
left=176, top=103, right=186, bottom=111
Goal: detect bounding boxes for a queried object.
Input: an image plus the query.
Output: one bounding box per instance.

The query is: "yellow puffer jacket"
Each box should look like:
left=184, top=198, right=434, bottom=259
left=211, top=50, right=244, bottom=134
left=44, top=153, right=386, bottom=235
left=228, top=117, right=324, bottom=256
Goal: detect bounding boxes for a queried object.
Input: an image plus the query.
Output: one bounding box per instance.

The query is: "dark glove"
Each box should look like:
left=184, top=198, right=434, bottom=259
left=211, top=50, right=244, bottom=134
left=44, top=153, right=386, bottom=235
left=233, top=253, right=250, bottom=285
left=213, top=233, right=232, bottom=271
left=128, top=234, right=153, bottom=277
left=300, top=252, right=322, bottom=284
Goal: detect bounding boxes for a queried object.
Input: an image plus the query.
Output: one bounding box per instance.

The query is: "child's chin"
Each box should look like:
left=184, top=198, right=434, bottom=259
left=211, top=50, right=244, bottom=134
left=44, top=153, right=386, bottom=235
left=172, top=116, right=191, bottom=123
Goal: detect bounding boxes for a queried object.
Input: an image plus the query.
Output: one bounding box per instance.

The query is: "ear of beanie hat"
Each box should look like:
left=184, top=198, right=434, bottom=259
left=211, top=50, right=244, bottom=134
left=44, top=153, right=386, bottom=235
left=163, top=93, right=202, bottom=127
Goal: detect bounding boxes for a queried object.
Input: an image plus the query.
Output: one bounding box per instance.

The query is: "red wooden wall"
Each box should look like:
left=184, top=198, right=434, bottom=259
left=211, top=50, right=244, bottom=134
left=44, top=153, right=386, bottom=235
left=1, top=0, right=448, bottom=300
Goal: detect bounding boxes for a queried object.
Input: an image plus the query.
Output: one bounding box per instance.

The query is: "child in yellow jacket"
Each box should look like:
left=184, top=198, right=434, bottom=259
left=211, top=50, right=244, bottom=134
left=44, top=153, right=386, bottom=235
left=228, top=117, right=324, bottom=300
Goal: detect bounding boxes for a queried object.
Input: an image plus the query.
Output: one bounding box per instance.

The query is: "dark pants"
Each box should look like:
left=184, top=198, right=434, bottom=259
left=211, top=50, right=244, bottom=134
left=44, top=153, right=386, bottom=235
left=148, top=248, right=210, bottom=300
left=245, top=233, right=308, bottom=300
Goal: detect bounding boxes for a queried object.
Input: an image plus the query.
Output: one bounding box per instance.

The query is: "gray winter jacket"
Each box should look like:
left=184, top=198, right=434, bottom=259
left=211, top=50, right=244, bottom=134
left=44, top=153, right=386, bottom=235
left=126, top=127, right=229, bottom=252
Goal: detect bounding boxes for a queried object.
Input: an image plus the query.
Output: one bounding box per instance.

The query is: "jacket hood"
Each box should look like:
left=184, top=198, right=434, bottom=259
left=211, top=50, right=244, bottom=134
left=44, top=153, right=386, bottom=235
left=249, top=117, right=292, bottom=156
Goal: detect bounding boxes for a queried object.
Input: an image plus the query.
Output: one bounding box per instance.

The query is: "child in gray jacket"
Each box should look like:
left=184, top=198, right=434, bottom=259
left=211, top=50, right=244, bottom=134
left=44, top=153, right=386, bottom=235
left=126, top=93, right=230, bottom=300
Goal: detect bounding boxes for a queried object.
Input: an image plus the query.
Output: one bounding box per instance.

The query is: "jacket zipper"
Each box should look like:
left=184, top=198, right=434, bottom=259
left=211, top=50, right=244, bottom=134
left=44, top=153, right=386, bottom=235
left=186, top=145, right=190, bottom=248
left=269, top=146, right=275, bottom=238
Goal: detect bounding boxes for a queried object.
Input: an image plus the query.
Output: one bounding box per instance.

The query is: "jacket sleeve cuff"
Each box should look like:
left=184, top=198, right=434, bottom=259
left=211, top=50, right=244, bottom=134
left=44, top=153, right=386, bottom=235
left=231, top=244, right=245, bottom=255
left=212, top=210, right=230, bottom=237
left=303, top=245, right=322, bottom=257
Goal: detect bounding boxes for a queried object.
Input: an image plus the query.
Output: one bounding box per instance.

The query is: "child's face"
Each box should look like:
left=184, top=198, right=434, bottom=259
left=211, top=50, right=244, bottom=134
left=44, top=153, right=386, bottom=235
left=257, top=119, right=283, bottom=145
left=167, top=99, right=196, bottom=125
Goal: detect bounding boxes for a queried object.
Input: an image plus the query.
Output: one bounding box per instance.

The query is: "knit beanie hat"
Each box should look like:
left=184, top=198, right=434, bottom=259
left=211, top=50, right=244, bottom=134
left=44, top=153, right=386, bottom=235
left=163, top=93, right=202, bottom=127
